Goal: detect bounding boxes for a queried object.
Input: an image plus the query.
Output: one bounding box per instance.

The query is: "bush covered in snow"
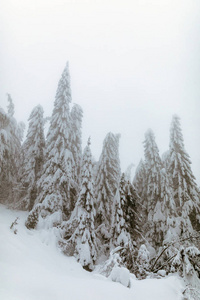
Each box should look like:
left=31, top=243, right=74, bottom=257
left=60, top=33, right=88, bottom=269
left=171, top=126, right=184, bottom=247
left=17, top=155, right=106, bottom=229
left=110, top=266, right=131, bottom=288
left=25, top=206, right=40, bottom=229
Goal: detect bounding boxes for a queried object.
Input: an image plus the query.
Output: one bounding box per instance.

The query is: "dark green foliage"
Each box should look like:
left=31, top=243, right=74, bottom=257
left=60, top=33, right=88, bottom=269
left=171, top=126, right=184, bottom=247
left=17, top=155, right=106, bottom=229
left=25, top=209, right=39, bottom=229
left=120, top=173, right=142, bottom=239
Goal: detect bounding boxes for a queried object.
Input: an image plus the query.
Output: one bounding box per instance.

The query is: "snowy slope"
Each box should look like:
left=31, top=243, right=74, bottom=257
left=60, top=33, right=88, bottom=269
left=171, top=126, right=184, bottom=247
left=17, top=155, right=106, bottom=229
left=0, top=204, right=184, bottom=300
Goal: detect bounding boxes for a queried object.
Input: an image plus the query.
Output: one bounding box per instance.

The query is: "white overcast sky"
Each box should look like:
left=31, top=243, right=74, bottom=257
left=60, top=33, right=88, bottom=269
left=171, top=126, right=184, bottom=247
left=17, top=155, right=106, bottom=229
left=0, top=0, right=200, bottom=184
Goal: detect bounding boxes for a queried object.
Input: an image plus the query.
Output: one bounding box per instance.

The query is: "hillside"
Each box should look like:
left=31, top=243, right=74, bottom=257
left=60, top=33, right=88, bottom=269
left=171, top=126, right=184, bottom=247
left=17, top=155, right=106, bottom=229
left=0, top=204, right=184, bottom=300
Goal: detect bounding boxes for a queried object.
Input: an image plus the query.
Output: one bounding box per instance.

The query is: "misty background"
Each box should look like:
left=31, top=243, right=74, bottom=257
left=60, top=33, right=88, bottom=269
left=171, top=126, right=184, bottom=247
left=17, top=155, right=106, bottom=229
left=0, top=0, right=200, bottom=184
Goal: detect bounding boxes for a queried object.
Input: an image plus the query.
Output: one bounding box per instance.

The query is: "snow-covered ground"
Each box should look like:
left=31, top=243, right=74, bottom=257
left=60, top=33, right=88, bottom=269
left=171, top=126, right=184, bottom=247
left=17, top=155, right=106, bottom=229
left=0, top=204, right=184, bottom=300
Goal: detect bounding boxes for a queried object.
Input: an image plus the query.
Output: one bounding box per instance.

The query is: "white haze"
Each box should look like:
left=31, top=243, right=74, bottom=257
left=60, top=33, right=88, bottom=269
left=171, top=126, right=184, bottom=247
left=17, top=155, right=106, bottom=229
left=0, top=0, right=200, bottom=183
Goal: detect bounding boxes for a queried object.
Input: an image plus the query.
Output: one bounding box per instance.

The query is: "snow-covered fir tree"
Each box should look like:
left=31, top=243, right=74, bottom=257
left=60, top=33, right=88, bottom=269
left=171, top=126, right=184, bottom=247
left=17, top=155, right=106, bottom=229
left=118, top=173, right=142, bottom=240
left=7, top=94, right=14, bottom=117
left=26, top=62, right=74, bottom=228
left=111, top=188, right=128, bottom=247
left=111, top=172, right=142, bottom=272
left=143, top=129, right=177, bottom=247
left=125, top=179, right=142, bottom=239
left=95, top=132, right=121, bottom=231
left=124, top=163, right=134, bottom=182
left=20, top=105, right=45, bottom=210
left=135, top=244, right=150, bottom=279
left=0, top=96, right=22, bottom=205
left=61, top=138, right=97, bottom=270
left=171, top=245, right=200, bottom=296
left=70, top=103, right=83, bottom=184
left=133, top=159, right=146, bottom=202
left=162, top=150, right=170, bottom=171
left=168, top=115, right=200, bottom=233
left=143, top=129, right=163, bottom=222
left=0, top=108, right=10, bottom=203
left=153, top=167, right=178, bottom=244
left=133, top=159, right=147, bottom=227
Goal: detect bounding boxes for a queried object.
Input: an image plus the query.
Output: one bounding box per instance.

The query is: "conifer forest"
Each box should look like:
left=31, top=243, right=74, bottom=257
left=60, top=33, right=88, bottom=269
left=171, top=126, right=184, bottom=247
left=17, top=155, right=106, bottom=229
left=1, top=63, right=200, bottom=299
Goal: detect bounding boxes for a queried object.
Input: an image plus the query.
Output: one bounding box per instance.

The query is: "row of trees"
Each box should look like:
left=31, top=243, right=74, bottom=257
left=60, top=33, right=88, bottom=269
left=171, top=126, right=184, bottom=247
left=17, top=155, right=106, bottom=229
left=0, top=63, right=199, bottom=273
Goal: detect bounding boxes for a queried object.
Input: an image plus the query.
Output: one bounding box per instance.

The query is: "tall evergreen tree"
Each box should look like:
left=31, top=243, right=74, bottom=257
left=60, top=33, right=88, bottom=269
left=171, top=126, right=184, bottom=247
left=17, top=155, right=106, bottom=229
left=168, top=115, right=200, bottom=233
left=62, top=138, right=97, bottom=269
left=143, top=129, right=177, bottom=246
left=7, top=93, right=14, bottom=117
left=143, top=129, right=163, bottom=222
left=95, top=132, right=121, bottom=229
left=70, top=103, right=83, bottom=183
left=133, top=159, right=147, bottom=223
left=125, top=180, right=142, bottom=238
left=112, top=172, right=141, bottom=247
left=20, top=105, right=45, bottom=210
left=26, top=62, right=74, bottom=228
left=112, top=188, right=128, bottom=247
left=124, top=163, right=134, bottom=182
left=133, top=159, right=146, bottom=199
left=0, top=95, right=22, bottom=205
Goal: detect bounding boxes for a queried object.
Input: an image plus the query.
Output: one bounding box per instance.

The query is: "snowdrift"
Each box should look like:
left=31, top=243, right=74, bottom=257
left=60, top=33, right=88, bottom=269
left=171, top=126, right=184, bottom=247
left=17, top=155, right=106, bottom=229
left=0, top=204, right=184, bottom=300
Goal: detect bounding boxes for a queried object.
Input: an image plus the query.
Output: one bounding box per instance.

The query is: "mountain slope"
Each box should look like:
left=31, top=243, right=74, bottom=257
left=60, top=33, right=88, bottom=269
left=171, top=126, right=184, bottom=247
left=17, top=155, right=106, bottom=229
left=0, top=204, right=183, bottom=300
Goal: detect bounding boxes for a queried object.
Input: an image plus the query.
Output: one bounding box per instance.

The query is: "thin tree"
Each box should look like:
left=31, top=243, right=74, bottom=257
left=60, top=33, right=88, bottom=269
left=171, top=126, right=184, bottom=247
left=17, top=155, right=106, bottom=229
left=95, top=132, right=121, bottom=230
left=63, top=138, right=97, bottom=270
left=70, top=103, right=83, bottom=184
left=143, top=129, right=177, bottom=247
left=20, top=105, right=45, bottom=210
left=168, top=115, right=200, bottom=233
left=0, top=95, right=22, bottom=205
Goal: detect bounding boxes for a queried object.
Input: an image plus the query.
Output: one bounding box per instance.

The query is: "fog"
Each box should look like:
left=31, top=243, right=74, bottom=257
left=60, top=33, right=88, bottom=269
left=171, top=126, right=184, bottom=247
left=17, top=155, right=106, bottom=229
left=1, top=0, right=200, bottom=183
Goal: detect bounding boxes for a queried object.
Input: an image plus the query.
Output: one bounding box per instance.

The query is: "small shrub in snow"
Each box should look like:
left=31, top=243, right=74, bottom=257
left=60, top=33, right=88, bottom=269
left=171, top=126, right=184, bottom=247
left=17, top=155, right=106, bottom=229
left=98, top=247, right=123, bottom=277
left=157, top=270, right=166, bottom=277
left=58, top=239, right=75, bottom=256
left=120, top=241, right=136, bottom=273
left=10, top=217, right=19, bottom=234
left=110, top=266, right=131, bottom=288
left=169, top=244, right=200, bottom=299
left=135, top=244, right=150, bottom=279
left=171, top=246, right=200, bottom=284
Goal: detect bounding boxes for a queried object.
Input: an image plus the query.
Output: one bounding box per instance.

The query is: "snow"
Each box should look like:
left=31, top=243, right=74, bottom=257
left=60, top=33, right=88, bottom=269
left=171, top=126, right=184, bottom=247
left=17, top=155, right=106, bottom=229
left=110, top=266, right=130, bottom=287
left=0, top=204, right=184, bottom=300
left=157, top=270, right=167, bottom=277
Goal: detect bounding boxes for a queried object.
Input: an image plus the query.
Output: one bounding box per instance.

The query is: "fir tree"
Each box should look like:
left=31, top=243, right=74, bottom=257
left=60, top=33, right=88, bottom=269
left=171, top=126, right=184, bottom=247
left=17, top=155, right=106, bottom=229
left=143, top=129, right=177, bottom=247
left=0, top=96, right=22, bottom=205
left=70, top=103, right=83, bottom=183
left=7, top=94, right=14, bottom=117
left=119, top=173, right=142, bottom=239
left=26, top=62, right=73, bottom=228
left=133, top=159, right=147, bottom=201
left=124, top=163, right=134, bottom=182
left=20, top=105, right=45, bottom=210
left=125, top=180, right=142, bottom=238
left=162, top=150, right=170, bottom=171
left=143, top=129, right=163, bottom=222
left=112, top=188, right=128, bottom=247
left=112, top=173, right=141, bottom=250
left=135, top=244, right=150, bottom=279
left=95, top=132, right=121, bottom=229
left=62, top=138, right=97, bottom=270
left=152, top=167, right=177, bottom=244
left=168, top=115, right=200, bottom=233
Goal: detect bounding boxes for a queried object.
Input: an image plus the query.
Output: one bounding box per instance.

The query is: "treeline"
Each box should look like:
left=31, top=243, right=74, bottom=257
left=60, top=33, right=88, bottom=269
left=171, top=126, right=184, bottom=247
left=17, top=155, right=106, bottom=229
left=0, top=63, right=200, bottom=279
